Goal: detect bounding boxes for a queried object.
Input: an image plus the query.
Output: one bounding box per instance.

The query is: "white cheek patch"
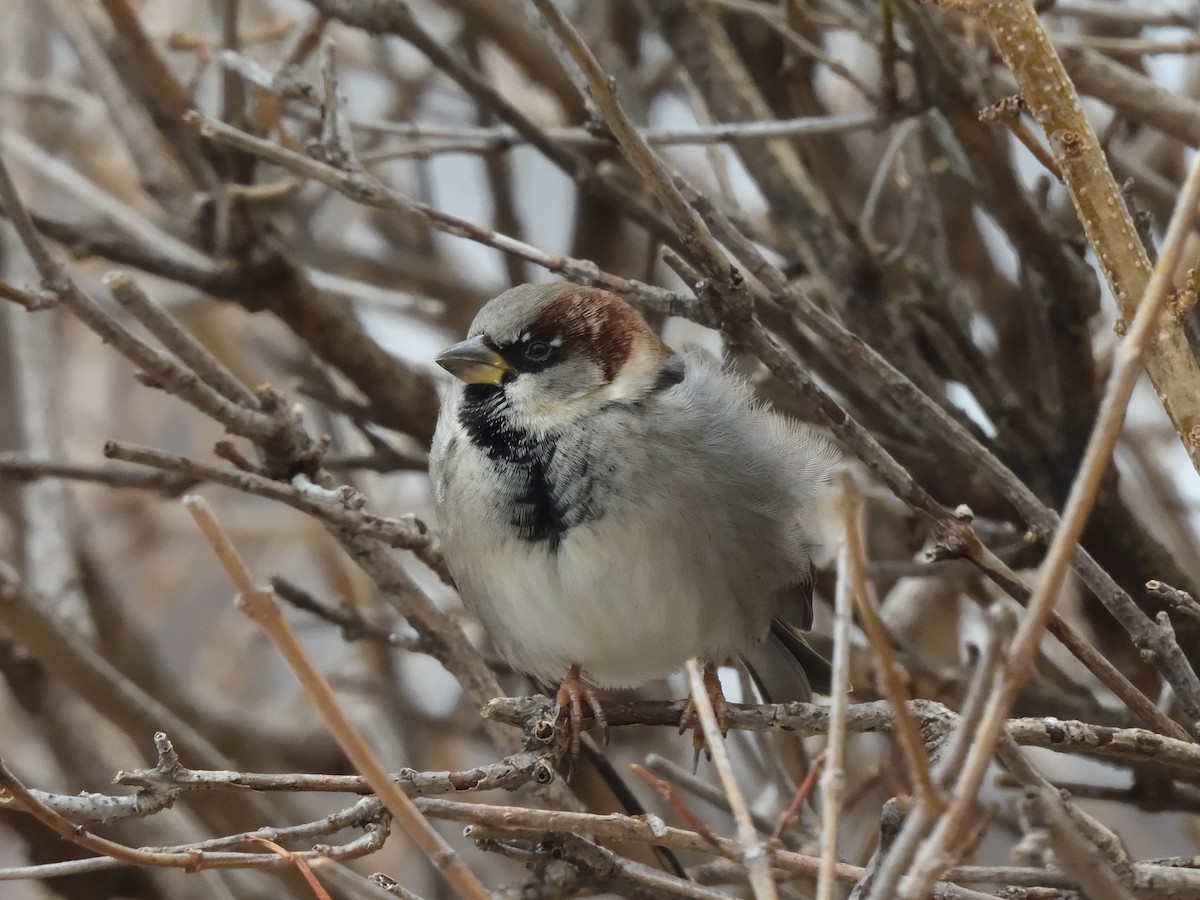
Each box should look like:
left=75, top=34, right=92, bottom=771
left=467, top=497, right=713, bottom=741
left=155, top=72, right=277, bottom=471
left=597, top=341, right=668, bottom=402
left=598, top=375, right=649, bottom=403
left=503, top=360, right=607, bottom=436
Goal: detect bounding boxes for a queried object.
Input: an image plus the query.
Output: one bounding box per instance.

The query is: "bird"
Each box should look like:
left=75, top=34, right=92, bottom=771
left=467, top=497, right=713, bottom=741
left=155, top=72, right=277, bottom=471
left=429, top=282, right=837, bottom=760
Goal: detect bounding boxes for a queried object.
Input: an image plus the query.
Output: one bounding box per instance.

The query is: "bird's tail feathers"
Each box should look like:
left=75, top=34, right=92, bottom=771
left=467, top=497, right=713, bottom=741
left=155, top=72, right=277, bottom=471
left=743, top=618, right=832, bottom=703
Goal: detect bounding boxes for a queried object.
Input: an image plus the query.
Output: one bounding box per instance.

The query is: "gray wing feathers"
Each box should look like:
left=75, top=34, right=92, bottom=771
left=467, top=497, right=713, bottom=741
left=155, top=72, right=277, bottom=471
left=652, top=352, right=836, bottom=700
left=621, top=349, right=837, bottom=582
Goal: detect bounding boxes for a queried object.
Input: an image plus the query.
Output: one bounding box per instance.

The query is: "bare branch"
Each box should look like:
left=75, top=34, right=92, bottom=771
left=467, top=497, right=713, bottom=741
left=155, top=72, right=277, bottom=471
left=183, top=496, right=491, bottom=900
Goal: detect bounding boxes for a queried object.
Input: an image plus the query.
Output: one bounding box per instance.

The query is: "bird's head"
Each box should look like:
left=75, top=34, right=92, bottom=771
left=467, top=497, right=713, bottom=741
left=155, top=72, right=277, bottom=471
left=435, top=284, right=674, bottom=434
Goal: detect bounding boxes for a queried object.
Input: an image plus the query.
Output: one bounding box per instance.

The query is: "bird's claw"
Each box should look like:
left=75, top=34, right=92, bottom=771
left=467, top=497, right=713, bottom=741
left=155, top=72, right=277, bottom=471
left=679, top=662, right=730, bottom=767
left=554, top=664, right=608, bottom=776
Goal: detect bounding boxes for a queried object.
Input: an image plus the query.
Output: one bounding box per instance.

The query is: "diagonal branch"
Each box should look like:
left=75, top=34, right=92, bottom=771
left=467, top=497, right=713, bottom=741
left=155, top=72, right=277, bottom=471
left=972, top=0, right=1200, bottom=474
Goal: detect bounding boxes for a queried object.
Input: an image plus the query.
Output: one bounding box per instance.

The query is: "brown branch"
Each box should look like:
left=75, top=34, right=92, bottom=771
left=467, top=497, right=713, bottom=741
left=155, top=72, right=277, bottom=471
left=188, top=110, right=706, bottom=326
left=530, top=0, right=731, bottom=283
left=642, top=755, right=779, bottom=838
left=95, top=0, right=215, bottom=191
left=106, top=272, right=256, bottom=407
left=975, top=0, right=1200, bottom=473
left=0, top=454, right=191, bottom=493
left=484, top=695, right=1200, bottom=779
left=684, top=658, right=777, bottom=899
left=897, top=74, right=1200, bottom=900
left=1062, top=47, right=1200, bottom=147
left=109, top=732, right=554, bottom=802
left=269, top=576, right=426, bottom=650
left=679, top=170, right=1188, bottom=741
left=842, top=479, right=940, bottom=806
left=0, top=276, right=56, bottom=310
left=103, top=440, right=452, bottom=584
left=183, top=496, right=491, bottom=900
left=346, top=111, right=885, bottom=155
left=42, top=0, right=192, bottom=202
left=0, top=760, right=381, bottom=875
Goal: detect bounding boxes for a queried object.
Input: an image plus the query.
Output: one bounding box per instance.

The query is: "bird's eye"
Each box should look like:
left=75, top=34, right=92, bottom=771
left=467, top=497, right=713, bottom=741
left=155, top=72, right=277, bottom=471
left=524, top=340, right=553, bottom=363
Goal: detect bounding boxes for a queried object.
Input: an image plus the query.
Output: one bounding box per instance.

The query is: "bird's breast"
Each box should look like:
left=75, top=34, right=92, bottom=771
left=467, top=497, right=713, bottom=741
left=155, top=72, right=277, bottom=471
left=450, top=392, right=607, bottom=547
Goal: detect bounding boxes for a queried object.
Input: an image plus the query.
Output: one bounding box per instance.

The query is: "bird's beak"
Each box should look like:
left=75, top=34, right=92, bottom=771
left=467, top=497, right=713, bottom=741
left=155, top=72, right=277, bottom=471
left=435, top=336, right=513, bottom=386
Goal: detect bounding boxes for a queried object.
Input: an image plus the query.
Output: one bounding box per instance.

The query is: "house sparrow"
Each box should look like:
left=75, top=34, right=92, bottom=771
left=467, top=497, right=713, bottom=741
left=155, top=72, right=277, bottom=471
left=430, top=283, right=837, bottom=757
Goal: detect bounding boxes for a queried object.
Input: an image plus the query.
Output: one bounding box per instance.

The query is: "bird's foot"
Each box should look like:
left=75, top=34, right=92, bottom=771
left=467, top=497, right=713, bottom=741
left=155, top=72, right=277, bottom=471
left=679, top=662, right=730, bottom=766
left=554, top=663, right=608, bottom=774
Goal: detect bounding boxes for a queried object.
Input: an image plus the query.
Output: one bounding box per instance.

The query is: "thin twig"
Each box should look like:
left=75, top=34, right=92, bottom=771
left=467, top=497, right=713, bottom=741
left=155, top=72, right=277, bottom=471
left=182, top=496, right=490, bottom=900
left=0, top=454, right=196, bottom=493
left=346, top=110, right=885, bottom=155
left=684, top=659, right=778, bottom=900
left=844, top=490, right=940, bottom=807
left=0, top=276, right=56, bottom=310
left=630, top=764, right=725, bottom=849
left=484, top=694, right=1200, bottom=778
left=679, top=168, right=1188, bottom=741
left=106, top=272, right=257, bottom=407
left=0, top=760, right=375, bottom=874
left=104, top=440, right=452, bottom=584
left=978, top=0, right=1200, bottom=473
left=187, top=110, right=704, bottom=326
left=643, top=754, right=779, bottom=837
left=818, top=475, right=858, bottom=900
left=528, top=0, right=731, bottom=282
left=897, top=84, right=1200, bottom=900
